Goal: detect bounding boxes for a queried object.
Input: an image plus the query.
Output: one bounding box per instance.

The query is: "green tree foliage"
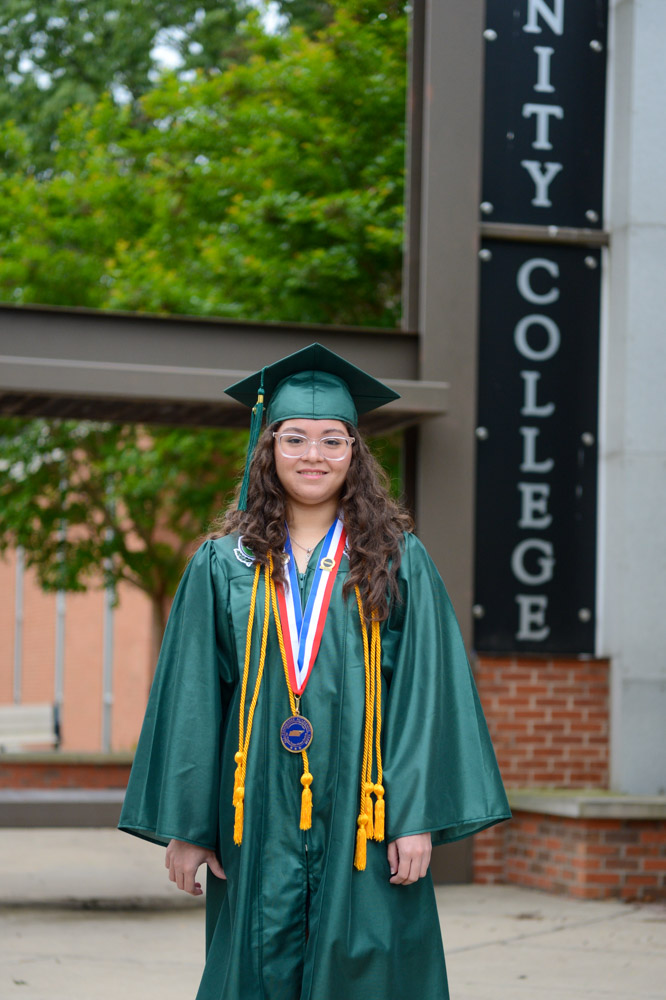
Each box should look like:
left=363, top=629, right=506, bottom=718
left=0, top=5, right=407, bottom=325
left=0, top=3, right=408, bottom=638
left=274, top=1, right=335, bottom=35
left=0, top=1, right=392, bottom=171
left=0, top=418, right=246, bottom=651
left=0, top=0, right=256, bottom=170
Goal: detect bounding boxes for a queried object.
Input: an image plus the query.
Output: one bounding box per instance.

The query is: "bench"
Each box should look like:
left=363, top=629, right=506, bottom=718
left=0, top=703, right=60, bottom=752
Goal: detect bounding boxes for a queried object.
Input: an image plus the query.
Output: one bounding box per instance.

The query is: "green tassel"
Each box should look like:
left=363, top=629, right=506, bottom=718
left=238, top=371, right=265, bottom=511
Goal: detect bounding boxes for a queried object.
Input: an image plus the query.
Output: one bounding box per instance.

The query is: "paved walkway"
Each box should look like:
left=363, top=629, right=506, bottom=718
left=0, top=829, right=664, bottom=999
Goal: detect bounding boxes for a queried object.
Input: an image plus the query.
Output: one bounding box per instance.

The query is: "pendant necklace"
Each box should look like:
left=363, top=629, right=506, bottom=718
left=289, top=534, right=316, bottom=555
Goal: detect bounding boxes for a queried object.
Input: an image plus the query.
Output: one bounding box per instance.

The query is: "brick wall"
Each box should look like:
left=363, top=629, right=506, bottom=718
left=0, top=554, right=153, bottom=752
left=472, top=654, right=612, bottom=889
left=504, top=813, right=666, bottom=902
left=474, top=810, right=666, bottom=901
left=472, top=823, right=506, bottom=883
left=474, top=655, right=610, bottom=787
left=0, top=755, right=132, bottom=789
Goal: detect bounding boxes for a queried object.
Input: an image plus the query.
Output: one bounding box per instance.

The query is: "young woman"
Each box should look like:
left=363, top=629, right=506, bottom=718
left=119, top=343, right=510, bottom=1000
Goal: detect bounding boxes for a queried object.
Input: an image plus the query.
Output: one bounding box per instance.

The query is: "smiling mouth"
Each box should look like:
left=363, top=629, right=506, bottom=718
left=298, top=470, right=327, bottom=477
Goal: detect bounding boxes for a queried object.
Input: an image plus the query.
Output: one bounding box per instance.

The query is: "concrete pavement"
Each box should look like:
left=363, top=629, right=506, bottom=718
left=0, top=829, right=664, bottom=999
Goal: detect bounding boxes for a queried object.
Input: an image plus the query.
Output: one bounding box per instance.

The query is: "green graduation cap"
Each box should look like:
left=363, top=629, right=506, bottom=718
left=226, top=342, right=400, bottom=510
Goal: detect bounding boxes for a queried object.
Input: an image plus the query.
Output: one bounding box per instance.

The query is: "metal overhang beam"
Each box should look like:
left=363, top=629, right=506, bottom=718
left=0, top=303, right=447, bottom=431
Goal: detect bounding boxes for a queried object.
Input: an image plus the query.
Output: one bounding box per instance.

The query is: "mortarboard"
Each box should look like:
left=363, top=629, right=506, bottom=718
left=226, top=343, right=400, bottom=509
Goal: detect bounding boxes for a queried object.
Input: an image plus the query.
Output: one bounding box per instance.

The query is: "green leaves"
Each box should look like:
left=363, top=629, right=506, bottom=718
left=0, top=4, right=407, bottom=326
left=0, top=1, right=256, bottom=169
left=0, top=418, right=247, bottom=600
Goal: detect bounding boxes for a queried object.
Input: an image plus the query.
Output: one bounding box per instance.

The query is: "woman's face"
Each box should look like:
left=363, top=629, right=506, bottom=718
left=273, top=418, right=353, bottom=509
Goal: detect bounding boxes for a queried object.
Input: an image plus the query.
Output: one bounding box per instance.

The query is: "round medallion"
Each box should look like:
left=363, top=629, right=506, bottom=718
left=280, top=715, right=314, bottom=753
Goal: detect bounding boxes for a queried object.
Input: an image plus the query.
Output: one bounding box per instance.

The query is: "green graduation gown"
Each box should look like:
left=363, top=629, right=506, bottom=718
left=119, top=531, right=510, bottom=1000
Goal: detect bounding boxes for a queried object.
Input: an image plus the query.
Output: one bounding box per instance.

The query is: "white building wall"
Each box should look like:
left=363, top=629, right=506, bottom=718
left=601, top=0, right=666, bottom=793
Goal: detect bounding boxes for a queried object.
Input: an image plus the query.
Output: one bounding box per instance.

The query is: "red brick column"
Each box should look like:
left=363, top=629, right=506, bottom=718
left=504, top=813, right=666, bottom=902
left=472, top=655, right=610, bottom=884
left=474, top=655, right=610, bottom=787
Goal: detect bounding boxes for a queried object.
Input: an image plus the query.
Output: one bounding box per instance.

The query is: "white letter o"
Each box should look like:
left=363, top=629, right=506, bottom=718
left=514, top=315, right=560, bottom=361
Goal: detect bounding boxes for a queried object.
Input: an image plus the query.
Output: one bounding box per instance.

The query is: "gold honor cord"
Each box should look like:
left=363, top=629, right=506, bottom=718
left=353, top=588, right=384, bottom=870
left=233, top=556, right=384, bottom=870
left=233, top=561, right=270, bottom=845
left=372, top=613, right=385, bottom=842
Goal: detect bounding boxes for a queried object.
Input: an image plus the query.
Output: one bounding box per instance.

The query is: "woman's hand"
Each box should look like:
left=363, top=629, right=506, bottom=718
left=387, top=832, right=432, bottom=885
left=165, top=838, right=226, bottom=896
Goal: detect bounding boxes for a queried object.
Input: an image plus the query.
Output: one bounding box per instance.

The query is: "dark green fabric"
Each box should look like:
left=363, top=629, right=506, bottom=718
left=267, top=370, right=358, bottom=426
left=224, top=342, right=400, bottom=420
left=119, top=532, right=510, bottom=1000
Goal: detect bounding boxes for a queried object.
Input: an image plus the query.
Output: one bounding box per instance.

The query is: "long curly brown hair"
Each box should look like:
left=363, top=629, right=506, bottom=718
left=210, top=423, right=413, bottom=620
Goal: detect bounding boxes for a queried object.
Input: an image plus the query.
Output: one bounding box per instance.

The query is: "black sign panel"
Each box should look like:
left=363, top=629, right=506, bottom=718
left=481, top=0, right=608, bottom=228
left=474, top=240, right=600, bottom=653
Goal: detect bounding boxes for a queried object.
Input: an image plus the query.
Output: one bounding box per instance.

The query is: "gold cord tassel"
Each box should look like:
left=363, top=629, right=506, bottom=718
left=233, top=785, right=244, bottom=845
left=232, top=749, right=245, bottom=845
left=354, top=812, right=368, bottom=870
left=373, top=784, right=385, bottom=842
left=300, top=770, right=313, bottom=830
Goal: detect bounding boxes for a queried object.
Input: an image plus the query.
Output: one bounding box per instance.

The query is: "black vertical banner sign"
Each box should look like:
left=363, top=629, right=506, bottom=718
left=474, top=242, right=600, bottom=653
left=481, top=0, right=608, bottom=229
left=474, top=0, right=608, bottom=654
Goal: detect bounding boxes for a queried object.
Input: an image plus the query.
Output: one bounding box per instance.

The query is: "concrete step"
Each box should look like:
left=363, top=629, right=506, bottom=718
left=0, top=788, right=124, bottom=827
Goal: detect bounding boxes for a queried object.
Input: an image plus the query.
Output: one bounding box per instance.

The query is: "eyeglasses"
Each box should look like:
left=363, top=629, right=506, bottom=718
left=273, top=432, right=355, bottom=461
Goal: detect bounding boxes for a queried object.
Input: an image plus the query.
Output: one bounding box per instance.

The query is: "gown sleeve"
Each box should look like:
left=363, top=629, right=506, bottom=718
left=381, top=533, right=511, bottom=846
left=118, top=539, right=233, bottom=849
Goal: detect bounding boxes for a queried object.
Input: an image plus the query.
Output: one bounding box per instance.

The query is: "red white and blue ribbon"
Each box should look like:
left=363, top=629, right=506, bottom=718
left=276, top=518, right=347, bottom=696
